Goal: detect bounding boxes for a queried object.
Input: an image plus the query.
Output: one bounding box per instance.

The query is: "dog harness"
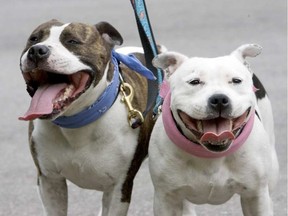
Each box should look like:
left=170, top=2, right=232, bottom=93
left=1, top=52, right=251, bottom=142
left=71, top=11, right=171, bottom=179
left=52, top=50, right=155, bottom=129
left=161, top=89, right=255, bottom=159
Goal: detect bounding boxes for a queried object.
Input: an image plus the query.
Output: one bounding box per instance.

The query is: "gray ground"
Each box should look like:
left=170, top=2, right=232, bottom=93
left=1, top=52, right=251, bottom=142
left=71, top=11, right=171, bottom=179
left=0, top=0, right=286, bottom=215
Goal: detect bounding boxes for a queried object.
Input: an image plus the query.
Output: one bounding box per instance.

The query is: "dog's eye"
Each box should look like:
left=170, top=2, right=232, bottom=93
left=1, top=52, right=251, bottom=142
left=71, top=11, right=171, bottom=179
left=231, top=78, right=242, bottom=84
left=188, top=79, right=201, bottom=85
left=66, top=39, right=80, bottom=45
left=29, top=36, right=39, bottom=42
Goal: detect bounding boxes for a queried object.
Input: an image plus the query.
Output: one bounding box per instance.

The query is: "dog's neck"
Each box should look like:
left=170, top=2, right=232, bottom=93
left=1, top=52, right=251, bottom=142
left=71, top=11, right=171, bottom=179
left=161, top=91, right=255, bottom=158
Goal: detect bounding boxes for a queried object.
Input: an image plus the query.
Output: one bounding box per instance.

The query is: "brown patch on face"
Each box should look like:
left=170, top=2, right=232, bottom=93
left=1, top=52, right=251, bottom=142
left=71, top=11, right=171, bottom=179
left=60, top=23, right=112, bottom=85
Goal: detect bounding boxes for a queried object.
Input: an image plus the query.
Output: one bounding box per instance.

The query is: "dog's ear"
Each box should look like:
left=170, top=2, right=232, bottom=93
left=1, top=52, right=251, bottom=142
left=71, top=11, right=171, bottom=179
left=152, top=52, right=188, bottom=78
left=95, top=22, right=123, bottom=47
left=231, top=44, right=262, bottom=63
left=231, top=44, right=262, bottom=74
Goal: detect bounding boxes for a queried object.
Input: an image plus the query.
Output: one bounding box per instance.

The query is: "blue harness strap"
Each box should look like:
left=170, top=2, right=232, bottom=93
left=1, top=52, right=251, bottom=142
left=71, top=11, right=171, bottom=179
left=130, top=0, right=164, bottom=119
left=112, top=50, right=156, bottom=80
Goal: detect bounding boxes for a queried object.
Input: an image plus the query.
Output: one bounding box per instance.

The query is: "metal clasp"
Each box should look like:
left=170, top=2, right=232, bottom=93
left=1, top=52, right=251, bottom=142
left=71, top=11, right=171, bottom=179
left=119, top=80, right=144, bottom=128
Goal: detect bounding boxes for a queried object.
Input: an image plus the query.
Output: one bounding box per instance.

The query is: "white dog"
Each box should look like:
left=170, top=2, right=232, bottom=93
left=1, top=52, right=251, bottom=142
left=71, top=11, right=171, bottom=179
left=148, top=44, right=279, bottom=216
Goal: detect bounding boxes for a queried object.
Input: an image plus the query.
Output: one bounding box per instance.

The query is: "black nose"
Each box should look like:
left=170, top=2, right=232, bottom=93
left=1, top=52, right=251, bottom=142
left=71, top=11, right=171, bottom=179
left=208, top=94, right=230, bottom=112
left=28, top=45, right=50, bottom=63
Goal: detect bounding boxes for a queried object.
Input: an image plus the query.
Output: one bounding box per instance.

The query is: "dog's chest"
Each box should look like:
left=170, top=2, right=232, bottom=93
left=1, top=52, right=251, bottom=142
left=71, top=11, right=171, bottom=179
left=152, top=141, right=253, bottom=204
left=33, top=115, right=137, bottom=190
left=180, top=163, right=248, bottom=204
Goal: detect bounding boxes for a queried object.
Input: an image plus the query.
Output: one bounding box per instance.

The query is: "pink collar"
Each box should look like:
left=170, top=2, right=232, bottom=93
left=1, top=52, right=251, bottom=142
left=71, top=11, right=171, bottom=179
left=162, top=91, right=255, bottom=158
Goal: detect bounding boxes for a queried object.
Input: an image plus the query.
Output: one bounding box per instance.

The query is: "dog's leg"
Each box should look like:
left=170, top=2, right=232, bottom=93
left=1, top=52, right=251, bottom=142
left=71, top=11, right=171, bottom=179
left=240, top=185, right=273, bottom=216
left=100, top=185, right=130, bottom=216
left=183, top=200, right=197, bottom=216
left=153, top=191, right=183, bottom=216
left=101, top=190, right=112, bottom=216
left=97, top=206, right=102, bottom=216
left=38, top=175, right=68, bottom=216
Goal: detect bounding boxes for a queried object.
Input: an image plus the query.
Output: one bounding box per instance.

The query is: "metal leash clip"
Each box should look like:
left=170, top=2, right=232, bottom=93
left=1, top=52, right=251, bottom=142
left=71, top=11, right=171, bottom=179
left=119, top=75, right=144, bottom=128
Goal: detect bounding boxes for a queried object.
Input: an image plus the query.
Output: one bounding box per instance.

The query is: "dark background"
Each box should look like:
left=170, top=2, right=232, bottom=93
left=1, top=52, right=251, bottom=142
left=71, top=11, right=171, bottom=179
left=0, top=0, right=286, bottom=215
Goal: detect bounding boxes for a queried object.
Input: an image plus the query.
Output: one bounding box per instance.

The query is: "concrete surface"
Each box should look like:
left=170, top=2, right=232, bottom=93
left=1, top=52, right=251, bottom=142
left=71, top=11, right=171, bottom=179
left=0, top=0, right=286, bottom=215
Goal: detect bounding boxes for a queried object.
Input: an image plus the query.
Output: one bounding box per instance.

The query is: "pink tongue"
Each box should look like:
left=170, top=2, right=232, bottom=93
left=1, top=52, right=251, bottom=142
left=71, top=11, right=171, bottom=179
left=200, top=118, right=235, bottom=144
left=19, top=83, right=67, bottom=121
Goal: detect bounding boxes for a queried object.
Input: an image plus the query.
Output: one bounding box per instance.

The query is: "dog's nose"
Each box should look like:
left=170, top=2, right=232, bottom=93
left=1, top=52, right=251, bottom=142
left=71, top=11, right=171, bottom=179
left=28, top=45, right=50, bottom=63
left=208, top=94, right=230, bottom=112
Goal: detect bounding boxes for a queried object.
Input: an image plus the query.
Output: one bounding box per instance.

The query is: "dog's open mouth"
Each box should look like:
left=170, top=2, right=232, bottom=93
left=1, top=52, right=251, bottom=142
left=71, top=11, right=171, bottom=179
left=178, top=108, right=251, bottom=153
left=19, top=69, right=92, bottom=120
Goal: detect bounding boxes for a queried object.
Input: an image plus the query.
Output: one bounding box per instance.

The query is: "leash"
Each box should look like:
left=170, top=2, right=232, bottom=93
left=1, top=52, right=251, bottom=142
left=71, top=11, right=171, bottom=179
left=130, top=0, right=164, bottom=127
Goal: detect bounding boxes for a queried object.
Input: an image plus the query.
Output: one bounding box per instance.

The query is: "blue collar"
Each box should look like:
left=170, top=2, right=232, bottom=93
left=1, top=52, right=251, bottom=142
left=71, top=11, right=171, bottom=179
left=52, top=50, right=155, bottom=129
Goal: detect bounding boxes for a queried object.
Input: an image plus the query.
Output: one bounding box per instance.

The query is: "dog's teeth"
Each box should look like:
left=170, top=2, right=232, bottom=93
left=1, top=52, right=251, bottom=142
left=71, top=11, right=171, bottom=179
left=63, top=85, right=75, bottom=97
left=197, top=121, right=203, bottom=132
left=53, top=85, right=75, bottom=106
left=230, top=120, right=233, bottom=130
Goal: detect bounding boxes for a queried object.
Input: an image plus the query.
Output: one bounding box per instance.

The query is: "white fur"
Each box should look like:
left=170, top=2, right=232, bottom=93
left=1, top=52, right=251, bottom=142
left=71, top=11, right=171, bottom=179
left=149, top=45, right=279, bottom=216
left=33, top=93, right=139, bottom=215
left=169, top=56, right=255, bottom=119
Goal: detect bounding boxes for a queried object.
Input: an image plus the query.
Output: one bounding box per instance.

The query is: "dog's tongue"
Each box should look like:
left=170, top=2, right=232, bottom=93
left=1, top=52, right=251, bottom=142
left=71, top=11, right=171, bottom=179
left=200, top=118, right=235, bottom=143
left=19, top=83, right=67, bottom=121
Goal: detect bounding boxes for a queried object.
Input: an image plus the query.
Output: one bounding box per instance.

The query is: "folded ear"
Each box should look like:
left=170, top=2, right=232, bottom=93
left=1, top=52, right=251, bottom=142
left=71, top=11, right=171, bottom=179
left=230, top=44, right=262, bottom=74
left=231, top=44, right=262, bottom=63
left=95, top=22, right=123, bottom=47
left=152, top=52, right=188, bottom=78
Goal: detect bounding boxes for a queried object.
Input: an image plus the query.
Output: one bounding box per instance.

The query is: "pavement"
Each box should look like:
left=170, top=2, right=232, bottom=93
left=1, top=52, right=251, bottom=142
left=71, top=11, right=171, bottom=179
left=0, top=0, right=286, bottom=215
